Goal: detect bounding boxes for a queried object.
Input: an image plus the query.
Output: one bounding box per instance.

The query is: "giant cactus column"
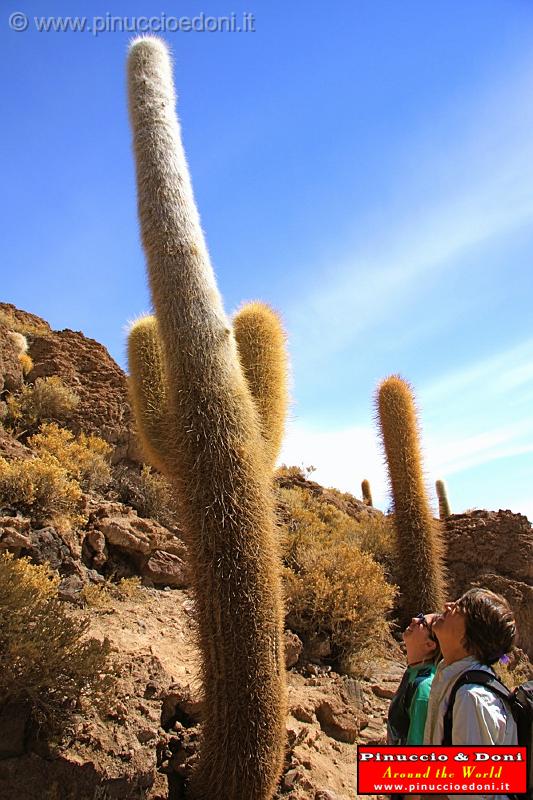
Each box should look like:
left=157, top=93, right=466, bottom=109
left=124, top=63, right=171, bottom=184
left=376, top=375, right=446, bottom=623
left=127, top=37, right=286, bottom=800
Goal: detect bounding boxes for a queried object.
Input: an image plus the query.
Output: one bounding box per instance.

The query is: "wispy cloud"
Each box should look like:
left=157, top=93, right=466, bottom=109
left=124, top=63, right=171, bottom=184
left=286, top=60, right=533, bottom=365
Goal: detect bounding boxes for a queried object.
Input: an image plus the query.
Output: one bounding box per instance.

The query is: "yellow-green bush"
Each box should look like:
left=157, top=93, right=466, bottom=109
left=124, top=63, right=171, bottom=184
left=29, top=423, right=111, bottom=491
left=5, top=376, right=80, bottom=432
left=0, top=455, right=83, bottom=525
left=0, top=553, right=113, bottom=732
left=280, top=486, right=396, bottom=668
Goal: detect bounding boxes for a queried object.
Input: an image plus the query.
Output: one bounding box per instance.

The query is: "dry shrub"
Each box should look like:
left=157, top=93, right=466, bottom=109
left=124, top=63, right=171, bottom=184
left=280, top=486, right=396, bottom=668
left=0, top=553, right=113, bottom=732
left=276, top=464, right=306, bottom=482
left=351, top=514, right=397, bottom=575
left=29, top=423, right=111, bottom=491
left=5, top=376, right=80, bottom=432
left=81, top=576, right=142, bottom=608
left=110, top=464, right=177, bottom=527
left=0, top=455, right=83, bottom=525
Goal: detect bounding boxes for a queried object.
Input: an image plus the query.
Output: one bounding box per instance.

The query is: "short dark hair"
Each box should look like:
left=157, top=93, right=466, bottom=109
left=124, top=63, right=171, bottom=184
left=456, top=588, right=516, bottom=665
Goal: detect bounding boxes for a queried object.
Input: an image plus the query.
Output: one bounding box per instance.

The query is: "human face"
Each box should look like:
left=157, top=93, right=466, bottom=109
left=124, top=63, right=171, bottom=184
left=432, top=601, right=468, bottom=660
left=403, top=612, right=438, bottom=662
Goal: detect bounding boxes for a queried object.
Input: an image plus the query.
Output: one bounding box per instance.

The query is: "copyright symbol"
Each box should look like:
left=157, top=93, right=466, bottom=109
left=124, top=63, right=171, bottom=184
left=9, top=11, right=29, bottom=31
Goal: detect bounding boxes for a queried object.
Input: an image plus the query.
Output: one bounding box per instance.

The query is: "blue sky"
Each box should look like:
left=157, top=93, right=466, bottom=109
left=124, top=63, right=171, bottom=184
left=2, top=1, right=533, bottom=518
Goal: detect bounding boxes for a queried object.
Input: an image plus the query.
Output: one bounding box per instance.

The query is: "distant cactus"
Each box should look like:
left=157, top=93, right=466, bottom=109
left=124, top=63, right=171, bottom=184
left=361, top=478, right=373, bottom=506
left=233, top=302, right=289, bottom=468
left=127, top=315, right=169, bottom=475
left=127, top=37, right=286, bottom=800
left=436, top=479, right=451, bottom=519
left=6, top=331, right=32, bottom=376
left=376, top=375, right=446, bottom=622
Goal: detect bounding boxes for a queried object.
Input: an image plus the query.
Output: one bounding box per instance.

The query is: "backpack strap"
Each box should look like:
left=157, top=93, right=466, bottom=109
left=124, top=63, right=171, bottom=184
left=442, top=669, right=512, bottom=745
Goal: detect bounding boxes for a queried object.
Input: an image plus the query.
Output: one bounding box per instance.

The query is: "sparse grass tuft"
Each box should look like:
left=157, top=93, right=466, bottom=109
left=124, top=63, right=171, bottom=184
left=0, top=308, right=50, bottom=338
left=81, top=576, right=142, bottom=609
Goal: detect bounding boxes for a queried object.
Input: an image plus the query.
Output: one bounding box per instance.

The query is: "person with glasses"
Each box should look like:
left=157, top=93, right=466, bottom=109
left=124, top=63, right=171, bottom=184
left=387, top=612, right=441, bottom=747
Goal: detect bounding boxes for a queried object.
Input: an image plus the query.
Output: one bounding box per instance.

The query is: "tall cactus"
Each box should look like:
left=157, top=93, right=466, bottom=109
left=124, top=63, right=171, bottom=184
left=376, top=375, right=446, bottom=623
left=361, top=478, right=373, bottom=507
left=435, top=479, right=451, bottom=519
left=127, top=37, right=286, bottom=800
left=233, top=301, right=289, bottom=469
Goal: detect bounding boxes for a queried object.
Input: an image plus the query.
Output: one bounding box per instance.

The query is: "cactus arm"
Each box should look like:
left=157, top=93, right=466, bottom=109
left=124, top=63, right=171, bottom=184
left=127, top=315, right=170, bottom=474
left=376, top=375, right=447, bottom=624
left=127, top=37, right=286, bottom=800
left=233, top=301, right=289, bottom=469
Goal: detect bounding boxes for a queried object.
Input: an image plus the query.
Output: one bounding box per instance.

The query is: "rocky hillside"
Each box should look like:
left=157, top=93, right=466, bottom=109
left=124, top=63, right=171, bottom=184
left=0, top=303, right=531, bottom=800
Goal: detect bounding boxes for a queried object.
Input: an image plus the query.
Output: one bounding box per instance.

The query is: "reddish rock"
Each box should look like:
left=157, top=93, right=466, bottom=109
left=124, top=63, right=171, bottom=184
left=285, top=629, right=304, bottom=668
left=315, top=697, right=367, bottom=744
left=445, top=509, right=532, bottom=589
left=0, top=516, right=31, bottom=551
left=142, top=550, right=187, bottom=588
left=445, top=509, right=533, bottom=658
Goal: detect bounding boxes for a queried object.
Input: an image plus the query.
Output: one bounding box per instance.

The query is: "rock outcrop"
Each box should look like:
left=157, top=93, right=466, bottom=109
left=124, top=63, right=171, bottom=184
left=445, top=509, right=533, bottom=658
left=86, top=502, right=189, bottom=589
left=0, top=302, right=140, bottom=464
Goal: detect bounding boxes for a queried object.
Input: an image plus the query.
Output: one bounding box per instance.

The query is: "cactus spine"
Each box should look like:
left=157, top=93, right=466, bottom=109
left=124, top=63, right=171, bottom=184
left=127, top=38, right=286, bottom=800
left=233, top=301, right=289, bottom=468
left=361, top=478, right=373, bottom=507
left=435, top=479, right=451, bottom=519
left=376, top=375, right=446, bottom=622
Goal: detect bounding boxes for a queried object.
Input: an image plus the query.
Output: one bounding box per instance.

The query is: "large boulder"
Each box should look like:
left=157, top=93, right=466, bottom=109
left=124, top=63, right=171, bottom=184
left=86, top=502, right=189, bottom=588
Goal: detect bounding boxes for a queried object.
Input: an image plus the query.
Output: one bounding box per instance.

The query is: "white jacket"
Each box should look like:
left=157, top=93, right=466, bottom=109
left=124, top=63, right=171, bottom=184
left=424, top=655, right=517, bottom=800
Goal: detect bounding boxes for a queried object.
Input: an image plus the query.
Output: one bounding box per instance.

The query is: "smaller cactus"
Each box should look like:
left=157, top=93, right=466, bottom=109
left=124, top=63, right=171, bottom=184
left=233, top=302, right=289, bottom=468
left=436, top=479, right=451, bottom=519
left=18, top=353, right=33, bottom=377
left=7, top=330, right=28, bottom=355
left=361, top=479, right=373, bottom=506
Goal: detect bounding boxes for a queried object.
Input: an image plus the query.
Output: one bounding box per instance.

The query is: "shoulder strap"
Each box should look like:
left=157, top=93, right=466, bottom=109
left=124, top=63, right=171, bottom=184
left=442, top=669, right=512, bottom=745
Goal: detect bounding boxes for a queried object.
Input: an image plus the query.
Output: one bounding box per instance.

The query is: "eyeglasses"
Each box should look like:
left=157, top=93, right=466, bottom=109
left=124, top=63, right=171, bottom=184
left=416, top=612, right=437, bottom=642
